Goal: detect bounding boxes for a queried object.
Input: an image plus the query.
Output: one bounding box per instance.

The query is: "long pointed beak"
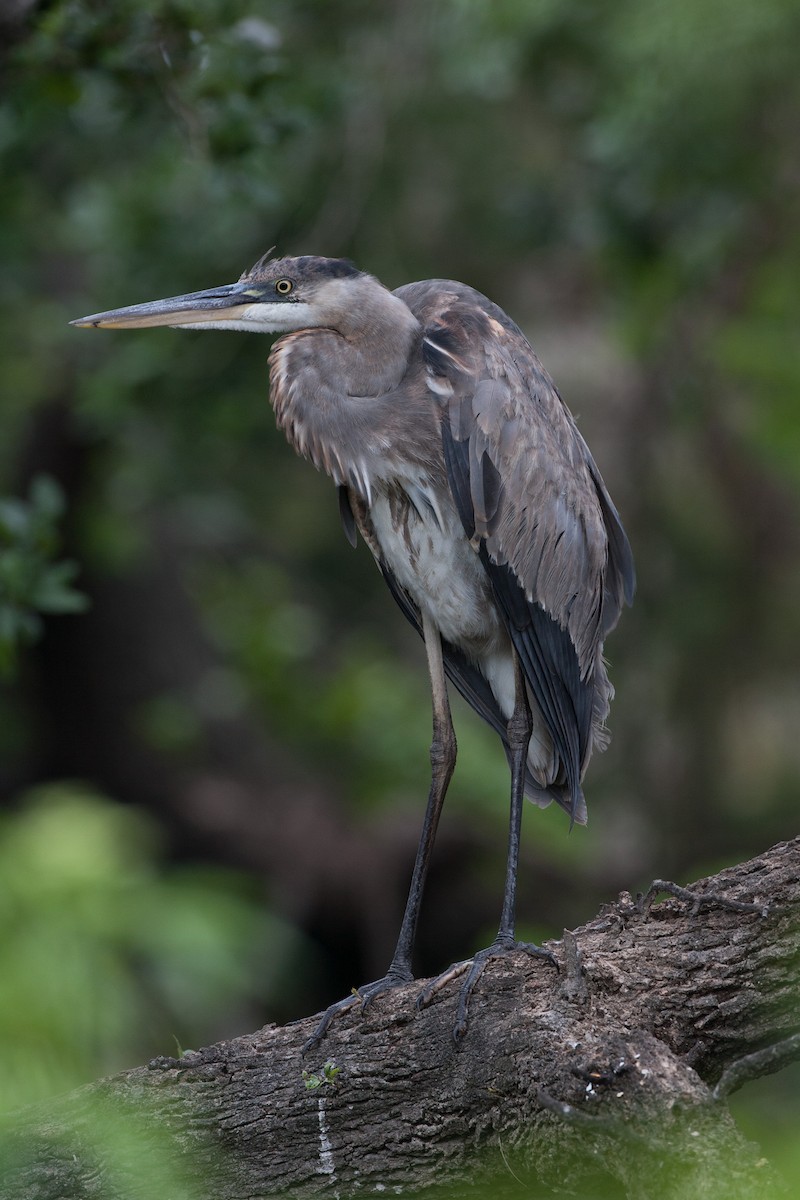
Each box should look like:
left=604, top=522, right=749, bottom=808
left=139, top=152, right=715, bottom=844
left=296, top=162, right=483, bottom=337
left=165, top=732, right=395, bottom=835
left=70, top=282, right=264, bottom=329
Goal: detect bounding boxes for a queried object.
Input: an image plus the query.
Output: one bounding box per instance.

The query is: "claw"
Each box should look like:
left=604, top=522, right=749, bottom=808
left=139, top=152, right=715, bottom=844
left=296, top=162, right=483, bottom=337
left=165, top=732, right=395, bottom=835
left=301, top=967, right=414, bottom=1055
left=302, top=993, right=360, bottom=1056
left=418, top=939, right=558, bottom=1044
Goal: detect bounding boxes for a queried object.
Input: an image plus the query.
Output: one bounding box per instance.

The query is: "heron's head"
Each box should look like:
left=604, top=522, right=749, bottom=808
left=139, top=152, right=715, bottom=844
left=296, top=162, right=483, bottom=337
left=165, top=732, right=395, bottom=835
left=71, top=253, right=376, bottom=335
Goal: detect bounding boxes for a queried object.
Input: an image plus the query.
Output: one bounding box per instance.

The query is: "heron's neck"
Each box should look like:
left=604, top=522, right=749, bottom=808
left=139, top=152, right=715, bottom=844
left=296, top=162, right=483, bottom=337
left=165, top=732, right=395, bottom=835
left=321, top=280, right=422, bottom=392
left=269, top=288, right=424, bottom=499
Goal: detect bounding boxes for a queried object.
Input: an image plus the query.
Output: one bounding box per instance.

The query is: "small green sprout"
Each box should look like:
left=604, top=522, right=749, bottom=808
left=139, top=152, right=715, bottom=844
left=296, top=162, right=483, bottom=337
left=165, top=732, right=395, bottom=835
left=302, top=1059, right=341, bottom=1090
left=173, top=1036, right=193, bottom=1059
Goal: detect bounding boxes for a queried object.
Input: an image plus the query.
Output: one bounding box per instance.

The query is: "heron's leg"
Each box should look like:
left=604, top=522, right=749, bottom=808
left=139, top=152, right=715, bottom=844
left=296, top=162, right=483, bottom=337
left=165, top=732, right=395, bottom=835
left=496, top=648, right=533, bottom=943
left=417, top=650, right=555, bottom=1041
left=302, top=614, right=455, bottom=1054
left=386, top=612, right=457, bottom=972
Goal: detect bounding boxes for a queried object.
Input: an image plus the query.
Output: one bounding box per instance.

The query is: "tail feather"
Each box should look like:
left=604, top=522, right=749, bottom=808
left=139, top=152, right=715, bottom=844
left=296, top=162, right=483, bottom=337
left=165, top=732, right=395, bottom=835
left=513, top=752, right=588, bottom=826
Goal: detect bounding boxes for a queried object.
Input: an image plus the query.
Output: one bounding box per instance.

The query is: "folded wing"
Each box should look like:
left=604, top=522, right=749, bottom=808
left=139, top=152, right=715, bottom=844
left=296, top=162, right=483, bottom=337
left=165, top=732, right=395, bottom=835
left=397, top=280, right=635, bottom=822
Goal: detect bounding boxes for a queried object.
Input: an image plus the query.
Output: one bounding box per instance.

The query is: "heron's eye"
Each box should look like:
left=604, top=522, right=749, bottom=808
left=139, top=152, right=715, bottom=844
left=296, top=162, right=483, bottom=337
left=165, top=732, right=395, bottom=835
left=275, top=279, right=294, bottom=295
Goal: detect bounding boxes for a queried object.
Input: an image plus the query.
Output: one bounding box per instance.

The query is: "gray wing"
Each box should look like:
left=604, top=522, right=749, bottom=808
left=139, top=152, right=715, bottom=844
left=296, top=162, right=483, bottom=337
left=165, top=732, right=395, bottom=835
left=396, top=280, right=635, bottom=820
left=341, top=481, right=567, bottom=810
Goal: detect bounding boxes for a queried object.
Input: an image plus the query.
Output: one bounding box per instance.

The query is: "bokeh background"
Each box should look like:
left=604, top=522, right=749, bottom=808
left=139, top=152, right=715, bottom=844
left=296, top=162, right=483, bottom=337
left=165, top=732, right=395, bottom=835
left=1, top=0, right=799, bottom=1182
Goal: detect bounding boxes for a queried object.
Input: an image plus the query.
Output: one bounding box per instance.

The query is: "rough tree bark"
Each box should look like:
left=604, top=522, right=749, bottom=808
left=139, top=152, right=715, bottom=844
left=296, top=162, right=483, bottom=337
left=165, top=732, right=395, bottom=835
left=4, top=839, right=799, bottom=1200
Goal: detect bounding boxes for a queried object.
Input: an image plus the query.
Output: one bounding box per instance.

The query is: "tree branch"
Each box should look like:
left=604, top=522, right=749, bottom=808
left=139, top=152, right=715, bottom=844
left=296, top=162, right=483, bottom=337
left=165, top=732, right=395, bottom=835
left=4, top=838, right=799, bottom=1199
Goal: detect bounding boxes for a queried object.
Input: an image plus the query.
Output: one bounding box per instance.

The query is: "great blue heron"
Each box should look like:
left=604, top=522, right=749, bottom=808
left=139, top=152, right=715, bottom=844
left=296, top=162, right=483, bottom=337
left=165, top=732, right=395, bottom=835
left=72, top=253, right=634, bottom=1046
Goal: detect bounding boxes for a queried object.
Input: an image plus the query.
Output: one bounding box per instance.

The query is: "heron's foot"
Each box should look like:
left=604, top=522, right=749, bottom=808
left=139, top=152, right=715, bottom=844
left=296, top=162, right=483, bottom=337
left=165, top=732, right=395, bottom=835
left=417, top=936, right=557, bottom=1044
left=635, top=879, right=769, bottom=921
left=302, top=965, right=414, bottom=1056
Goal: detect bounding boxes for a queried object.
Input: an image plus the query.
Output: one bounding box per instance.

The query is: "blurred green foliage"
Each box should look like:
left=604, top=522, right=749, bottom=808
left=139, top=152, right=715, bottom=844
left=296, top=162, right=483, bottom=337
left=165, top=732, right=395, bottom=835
left=0, top=787, right=257, bottom=1189
left=1, top=0, right=800, bottom=1189
left=1, top=1107, right=203, bottom=1200
left=0, top=476, right=87, bottom=677
left=0, top=786, right=295, bottom=1113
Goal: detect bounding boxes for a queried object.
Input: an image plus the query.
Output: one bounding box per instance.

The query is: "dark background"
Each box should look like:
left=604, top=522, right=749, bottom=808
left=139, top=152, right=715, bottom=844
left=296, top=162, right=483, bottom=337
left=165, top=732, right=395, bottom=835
left=1, top=0, right=799, bottom=1165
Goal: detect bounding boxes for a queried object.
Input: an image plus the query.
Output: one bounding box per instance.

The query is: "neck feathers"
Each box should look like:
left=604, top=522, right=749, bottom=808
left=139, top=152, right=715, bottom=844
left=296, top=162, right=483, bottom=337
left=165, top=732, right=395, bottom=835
left=269, top=281, right=421, bottom=500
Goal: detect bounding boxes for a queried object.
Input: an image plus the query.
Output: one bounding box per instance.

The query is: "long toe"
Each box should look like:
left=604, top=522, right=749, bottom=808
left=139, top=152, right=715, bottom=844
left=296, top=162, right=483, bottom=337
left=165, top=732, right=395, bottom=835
left=302, top=967, right=415, bottom=1055
left=417, top=939, right=558, bottom=1045
left=302, top=992, right=361, bottom=1055
left=512, top=939, right=558, bottom=969
left=416, top=958, right=474, bottom=1010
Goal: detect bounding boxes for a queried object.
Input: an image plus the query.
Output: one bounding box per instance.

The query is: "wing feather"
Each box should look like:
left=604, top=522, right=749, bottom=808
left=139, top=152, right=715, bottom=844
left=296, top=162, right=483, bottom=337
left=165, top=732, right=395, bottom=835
left=399, top=279, right=634, bottom=821
left=337, top=484, right=358, bottom=548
